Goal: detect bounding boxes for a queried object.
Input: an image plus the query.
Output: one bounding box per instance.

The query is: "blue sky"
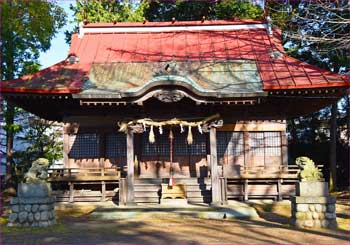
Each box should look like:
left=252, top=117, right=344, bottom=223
left=38, top=1, right=76, bottom=69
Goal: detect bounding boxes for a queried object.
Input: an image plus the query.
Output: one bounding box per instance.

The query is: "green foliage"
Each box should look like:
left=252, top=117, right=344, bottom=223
left=66, top=0, right=264, bottom=43
left=15, top=118, right=63, bottom=164
left=65, top=0, right=148, bottom=43
left=1, top=0, right=67, bottom=79
left=71, top=0, right=148, bottom=23
left=267, top=1, right=296, bottom=30
left=1, top=0, right=66, bottom=187
left=215, top=0, right=263, bottom=20
left=145, top=0, right=216, bottom=21
left=296, top=156, right=324, bottom=182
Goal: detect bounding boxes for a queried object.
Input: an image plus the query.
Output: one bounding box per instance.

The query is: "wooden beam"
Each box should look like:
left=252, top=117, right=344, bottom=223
left=126, top=130, right=135, bottom=205
left=218, top=121, right=286, bottom=131
left=281, top=130, right=288, bottom=165
left=210, top=127, right=221, bottom=205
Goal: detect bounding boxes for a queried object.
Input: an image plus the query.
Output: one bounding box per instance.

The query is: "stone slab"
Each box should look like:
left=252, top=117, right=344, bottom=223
left=18, top=183, right=50, bottom=198
left=160, top=198, right=188, bottom=206
left=290, top=196, right=336, bottom=204
left=89, top=205, right=259, bottom=220
left=295, top=182, right=329, bottom=197
left=10, top=197, right=55, bottom=204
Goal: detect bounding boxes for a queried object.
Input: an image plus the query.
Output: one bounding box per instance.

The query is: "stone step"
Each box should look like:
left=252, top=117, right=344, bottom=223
left=135, top=178, right=210, bottom=185
left=186, top=191, right=211, bottom=198
left=187, top=196, right=212, bottom=204
left=135, top=197, right=160, bottom=203
left=185, top=185, right=211, bottom=191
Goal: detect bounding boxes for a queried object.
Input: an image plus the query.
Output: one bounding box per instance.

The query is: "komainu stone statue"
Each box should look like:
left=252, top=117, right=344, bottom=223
left=8, top=158, right=56, bottom=227
left=24, top=158, right=49, bottom=184
left=291, top=156, right=336, bottom=229
left=295, top=156, right=324, bottom=182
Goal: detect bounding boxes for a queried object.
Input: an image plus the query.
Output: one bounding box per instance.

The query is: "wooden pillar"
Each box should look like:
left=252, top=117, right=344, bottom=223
left=101, top=181, right=106, bottom=202
left=126, top=130, right=135, bottom=205
left=210, top=127, right=221, bottom=205
left=243, top=131, right=250, bottom=167
left=244, top=179, right=249, bottom=201
left=69, top=182, right=74, bottom=203
left=99, top=133, right=106, bottom=168
left=281, top=130, right=288, bottom=165
left=63, top=124, right=70, bottom=168
left=330, top=103, right=337, bottom=191
left=277, top=179, right=282, bottom=201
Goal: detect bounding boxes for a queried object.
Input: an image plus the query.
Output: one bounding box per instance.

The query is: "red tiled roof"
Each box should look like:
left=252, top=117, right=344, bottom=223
left=1, top=20, right=349, bottom=94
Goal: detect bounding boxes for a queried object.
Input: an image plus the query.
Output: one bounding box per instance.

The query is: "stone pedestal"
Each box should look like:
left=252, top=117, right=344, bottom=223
left=8, top=183, right=56, bottom=227
left=291, top=182, right=337, bottom=229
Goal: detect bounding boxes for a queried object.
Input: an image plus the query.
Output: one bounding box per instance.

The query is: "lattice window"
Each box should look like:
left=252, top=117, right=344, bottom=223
left=264, top=132, right=281, bottom=156
left=217, top=132, right=244, bottom=157
left=189, top=133, right=207, bottom=155
left=250, top=132, right=265, bottom=156
left=173, top=132, right=188, bottom=156
left=69, top=133, right=99, bottom=158
left=106, top=133, right=126, bottom=158
left=173, top=131, right=207, bottom=156
left=141, top=131, right=170, bottom=156
left=249, top=132, right=281, bottom=157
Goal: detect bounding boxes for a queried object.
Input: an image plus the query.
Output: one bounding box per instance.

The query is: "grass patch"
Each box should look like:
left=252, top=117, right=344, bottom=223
left=337, top=217, right=350, bottom=231
left=0, top=217, right=8, bottom=225
left=1, top=222, right=67, bottom=234
left=56, top=204, right=97, bottom=218
left=250, top=202, right=291, bottom=217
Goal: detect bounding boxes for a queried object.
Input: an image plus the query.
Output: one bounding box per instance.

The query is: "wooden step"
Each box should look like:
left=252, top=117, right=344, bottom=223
left=134, top=192, right=159, bottom=198
left=134, top=185, right=161, bottom=191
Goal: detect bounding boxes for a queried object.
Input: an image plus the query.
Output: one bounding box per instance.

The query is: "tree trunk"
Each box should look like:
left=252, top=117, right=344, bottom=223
left=348, top=94, right=350, bottom=191
left=329, top=102, right=337, bottom=192
left=5, top=102, right=15, bottom=188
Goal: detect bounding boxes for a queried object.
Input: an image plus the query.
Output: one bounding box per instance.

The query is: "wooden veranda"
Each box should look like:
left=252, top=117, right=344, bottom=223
left=47, top=164, right=307, bottom=203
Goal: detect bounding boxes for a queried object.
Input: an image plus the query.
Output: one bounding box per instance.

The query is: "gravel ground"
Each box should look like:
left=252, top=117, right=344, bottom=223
left=1, top=213, right=349, bottom=245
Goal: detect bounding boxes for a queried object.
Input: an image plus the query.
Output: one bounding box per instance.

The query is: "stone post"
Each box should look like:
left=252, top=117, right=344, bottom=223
left=291, top=182, right=337, bottom=229
left=8, top=183, right=56, bottom=227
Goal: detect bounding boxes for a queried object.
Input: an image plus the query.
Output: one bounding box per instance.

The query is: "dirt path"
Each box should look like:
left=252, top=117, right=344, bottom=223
left=2, top=214, right=349, bottom=245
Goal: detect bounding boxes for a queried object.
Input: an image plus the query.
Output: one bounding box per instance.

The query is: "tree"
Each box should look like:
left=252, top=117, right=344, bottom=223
left=1, top=0, right=66, bottom=188
left=268, top=0, right=350, bottom=72
left=65, top=0, right=149, bottom=43
left=268, top=0, right=350, bottom=190
left=12, top=117, right=63, bottom=183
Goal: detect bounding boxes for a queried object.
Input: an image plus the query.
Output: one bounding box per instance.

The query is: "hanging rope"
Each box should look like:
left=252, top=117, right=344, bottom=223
left=119, top=113, right=219, bottom=131
left=187, top=126, right=193, bottom=145
left=118, top=113, right=220, bottom=144
left=149, top=125, right=155, bottom=144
